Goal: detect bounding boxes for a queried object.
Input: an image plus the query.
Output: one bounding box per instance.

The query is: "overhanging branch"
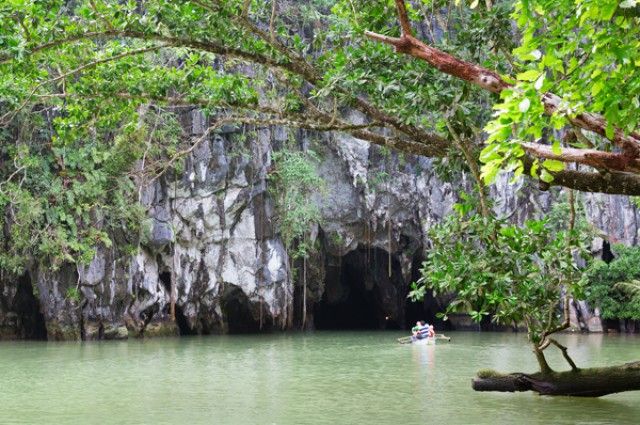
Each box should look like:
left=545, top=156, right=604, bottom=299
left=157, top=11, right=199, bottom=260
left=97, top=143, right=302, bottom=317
left=521, top=156, right=640, bottom=195
left=522, top=142, right=640, bottom=173
left=367, top=0, right=640, bottom=158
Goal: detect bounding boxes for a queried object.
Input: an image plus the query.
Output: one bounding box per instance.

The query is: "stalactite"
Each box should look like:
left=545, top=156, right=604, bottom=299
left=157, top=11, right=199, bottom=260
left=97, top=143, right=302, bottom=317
left=171, top=248, right=176, bottom=322
left=365, top=221, right=370, bottom=276
left=290, top=239, right=296, bottom=329
left=170, top=172, right=177, bottom=322
left=302, top=233, right=307, bottom=331
left=258, top=142, right=265, bottom=331
left=388, top=218, right=392, bottom=278
left=386, top=161, right=392, bottom=278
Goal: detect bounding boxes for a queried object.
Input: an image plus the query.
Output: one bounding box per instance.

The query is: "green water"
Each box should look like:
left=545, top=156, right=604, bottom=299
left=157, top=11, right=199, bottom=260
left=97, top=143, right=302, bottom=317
left=1, top=331, right=639, bottom=425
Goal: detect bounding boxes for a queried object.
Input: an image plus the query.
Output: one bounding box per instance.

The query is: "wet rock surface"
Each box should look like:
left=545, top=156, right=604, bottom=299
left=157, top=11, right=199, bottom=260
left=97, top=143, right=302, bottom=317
left=1, top=112, right=637, bottom=340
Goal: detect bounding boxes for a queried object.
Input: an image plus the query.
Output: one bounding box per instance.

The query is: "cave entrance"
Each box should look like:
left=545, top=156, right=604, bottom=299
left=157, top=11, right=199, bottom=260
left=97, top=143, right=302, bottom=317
left=221, top=285, right=261, bottom=333
left=403, top=253, right=447, bottom=331
left=403, top=254, right=454, bottom=332
left=14, top=272, right=47, bottom=340
left=314, top=247, right=403, bottom=330
left=174, top=304, right=198, bottom=336
left=602, top=241, right=614, bottom=264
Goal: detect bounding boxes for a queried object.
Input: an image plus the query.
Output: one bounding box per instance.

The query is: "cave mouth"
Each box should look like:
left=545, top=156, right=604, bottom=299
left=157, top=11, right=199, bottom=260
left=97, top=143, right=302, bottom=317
left=602, top=241, right=614, bottom=264
left=314, top=247, right=403, bottom=330
left=404, top=253, right=454, bottom=333
left=14, top=272, right=47, bottom=340
left=221, top=285, right=261, bottom=334
left=174, top=304, right=198, bottom=336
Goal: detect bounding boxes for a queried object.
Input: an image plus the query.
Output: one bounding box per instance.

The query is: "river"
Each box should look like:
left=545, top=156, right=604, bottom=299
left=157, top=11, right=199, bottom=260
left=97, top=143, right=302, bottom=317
left=1, top=331, right=638, bottom=424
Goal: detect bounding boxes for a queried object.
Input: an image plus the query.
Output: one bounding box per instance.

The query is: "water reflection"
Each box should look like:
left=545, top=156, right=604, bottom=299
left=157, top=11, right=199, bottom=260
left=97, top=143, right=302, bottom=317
left=0, top=332, right=638, bottom=424
left=411, top=342, right=436, bottom=366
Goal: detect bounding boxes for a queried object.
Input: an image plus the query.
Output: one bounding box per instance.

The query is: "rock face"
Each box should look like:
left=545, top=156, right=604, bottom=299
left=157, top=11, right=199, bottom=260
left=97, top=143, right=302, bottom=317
left=1, top=111, right=638, bottom=340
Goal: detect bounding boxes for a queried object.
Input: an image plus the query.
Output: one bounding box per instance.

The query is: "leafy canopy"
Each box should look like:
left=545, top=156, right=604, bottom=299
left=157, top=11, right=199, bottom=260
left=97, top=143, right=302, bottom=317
left=410, top=196, right=592, bottom=345
left=481, top=0, right=640, bottom=184
left=1, top=0, right=640, bottom=271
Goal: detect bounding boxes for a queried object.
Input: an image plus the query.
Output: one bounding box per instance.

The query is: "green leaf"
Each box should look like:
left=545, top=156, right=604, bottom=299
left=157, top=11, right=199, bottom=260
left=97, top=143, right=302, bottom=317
left=540, top=168, right=554, bottom=183
left=543, top=159, right=564, bottom=172
left=519, top=98, right=531, bottom=112
left=606, top=121, right=615, bottom=140
left=591, top=81, right=604, bottom=96
left=516, top=70, right=541, bottom=81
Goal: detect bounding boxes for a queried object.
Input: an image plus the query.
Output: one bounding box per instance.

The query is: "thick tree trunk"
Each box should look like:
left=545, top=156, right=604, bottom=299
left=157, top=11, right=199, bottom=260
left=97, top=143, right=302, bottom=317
left=472, top=361, right=640, bottom=397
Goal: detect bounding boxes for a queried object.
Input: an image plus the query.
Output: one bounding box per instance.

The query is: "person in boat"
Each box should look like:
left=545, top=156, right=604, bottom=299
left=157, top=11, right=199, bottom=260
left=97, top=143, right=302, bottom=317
left=417, top=321, right=431, bottom=340
left=427, top=324, right=435, bottom=338
left=411, top=321, right=422, bottom=341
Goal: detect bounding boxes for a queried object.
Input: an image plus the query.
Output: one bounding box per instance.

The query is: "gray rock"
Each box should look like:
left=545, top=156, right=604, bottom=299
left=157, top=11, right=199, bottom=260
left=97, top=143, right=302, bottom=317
left=3, top=110, right=638, bottom=340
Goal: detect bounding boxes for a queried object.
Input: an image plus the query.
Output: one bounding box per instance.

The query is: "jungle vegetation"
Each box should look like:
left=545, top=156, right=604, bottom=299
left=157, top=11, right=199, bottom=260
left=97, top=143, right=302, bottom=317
left=2, top=0, right=640, bottom=396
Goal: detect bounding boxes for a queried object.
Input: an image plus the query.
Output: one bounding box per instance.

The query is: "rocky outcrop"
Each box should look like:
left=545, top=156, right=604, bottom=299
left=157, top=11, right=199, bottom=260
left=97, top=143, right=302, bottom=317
left=1, top=110, right=637, bottom=340
left=584, top=194, right=639, bottom=246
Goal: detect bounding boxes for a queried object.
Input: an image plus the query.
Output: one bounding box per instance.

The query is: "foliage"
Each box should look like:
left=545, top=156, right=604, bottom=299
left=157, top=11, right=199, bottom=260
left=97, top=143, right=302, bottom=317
left=585, top=245, right=640, bottom=320
left=545, top=190, right=591, bottom=233
left=328, top=0, right=503, bottom=134
left=0, top=0, right=637, bottom=207
left=65, top=286, right=82, bottom=302
left=481, top=0, right=640, bottom=184
left=0, top=0, right=638, bottom=279
left=0, top=105, right=179, bottom=273
left=268, top=149, right=325, bottom=260
left=410, top=198, right=592, bottom=344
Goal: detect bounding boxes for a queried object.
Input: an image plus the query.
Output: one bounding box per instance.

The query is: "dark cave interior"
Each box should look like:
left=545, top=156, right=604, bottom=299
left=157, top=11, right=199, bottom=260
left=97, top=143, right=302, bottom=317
left=221, top=285, right=262, bottom=334
left=313, top=246, right=431, bottom=331
left=13, top=272, right=47, bottom=340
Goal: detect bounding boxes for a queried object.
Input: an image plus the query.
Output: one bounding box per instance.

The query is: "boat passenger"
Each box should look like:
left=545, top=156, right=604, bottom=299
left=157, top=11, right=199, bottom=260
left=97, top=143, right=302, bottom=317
left=411, top=321, right=421, bottom=341
left=417, top=321, right=430, bottom=340
left=428, top=325, right=435, bottom=338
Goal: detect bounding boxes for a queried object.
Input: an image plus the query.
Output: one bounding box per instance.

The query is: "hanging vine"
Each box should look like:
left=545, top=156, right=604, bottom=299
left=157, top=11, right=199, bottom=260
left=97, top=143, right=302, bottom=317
left=268, top=147, right=325, bottom=329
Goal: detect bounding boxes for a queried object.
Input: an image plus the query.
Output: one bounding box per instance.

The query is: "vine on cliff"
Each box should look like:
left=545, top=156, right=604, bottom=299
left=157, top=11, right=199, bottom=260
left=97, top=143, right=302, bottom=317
left=268, top=146, right=325, bottom=328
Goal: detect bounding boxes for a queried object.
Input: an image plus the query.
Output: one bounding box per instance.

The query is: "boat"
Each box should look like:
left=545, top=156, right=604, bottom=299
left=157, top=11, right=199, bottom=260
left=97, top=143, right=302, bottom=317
left=396, top=334, right=451, bottom=344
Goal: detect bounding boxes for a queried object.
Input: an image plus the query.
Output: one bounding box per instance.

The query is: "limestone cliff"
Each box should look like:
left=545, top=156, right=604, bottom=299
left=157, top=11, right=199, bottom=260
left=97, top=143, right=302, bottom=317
left=1, top=111, right=638, bottom=340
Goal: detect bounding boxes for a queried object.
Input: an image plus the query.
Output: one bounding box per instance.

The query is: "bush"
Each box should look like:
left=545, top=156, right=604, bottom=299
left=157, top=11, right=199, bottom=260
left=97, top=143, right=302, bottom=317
left=585, top=245, right=640, bottom=320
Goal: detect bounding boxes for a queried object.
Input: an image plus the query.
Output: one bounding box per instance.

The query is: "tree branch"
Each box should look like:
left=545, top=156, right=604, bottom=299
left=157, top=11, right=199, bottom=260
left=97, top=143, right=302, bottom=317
left=393, top=0, right=414, bottom=37
left=540, top=295, right=571, bottom=348
left=0, top=30, right=298, bottom=76
left=148, top=115, right=410, bottom=183
left=1, top=45, right=166, bottom=126
left=547, top=168, right=640, bottom=195
left=547, top=338, right=580, bottom=372
left=444, top=117, right=491, bottom=219
left=521, top=142, right=640, bottom=173
left=368, top=1, right=640, bottom=157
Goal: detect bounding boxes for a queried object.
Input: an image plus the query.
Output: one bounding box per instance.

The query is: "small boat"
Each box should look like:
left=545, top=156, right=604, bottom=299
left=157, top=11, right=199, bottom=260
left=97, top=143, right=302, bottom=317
left=397, top=334, right=451, bottom=344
